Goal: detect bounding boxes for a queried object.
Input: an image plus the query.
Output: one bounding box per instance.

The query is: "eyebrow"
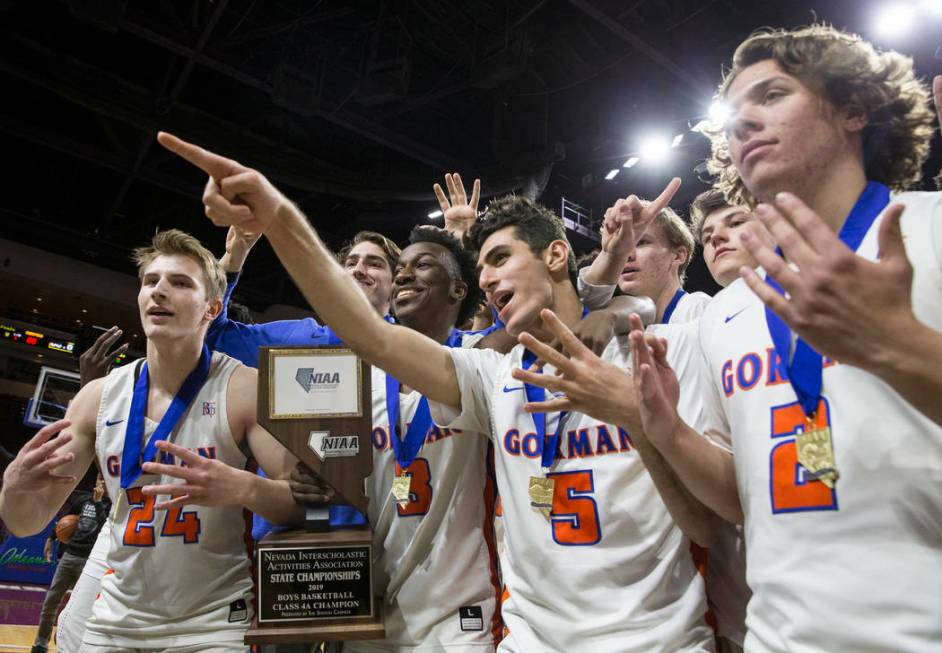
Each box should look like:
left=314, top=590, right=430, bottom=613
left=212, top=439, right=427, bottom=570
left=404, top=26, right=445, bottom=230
left=475, top=243, right=510, bottom=276
left=728, top=75, right=790, bottom=110
left=346, top=253, right=389, bottom=267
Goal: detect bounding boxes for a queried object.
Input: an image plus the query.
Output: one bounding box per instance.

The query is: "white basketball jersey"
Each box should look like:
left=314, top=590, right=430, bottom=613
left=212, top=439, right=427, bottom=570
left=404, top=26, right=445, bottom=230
left=697, top=191, right=942, bottom=652
left=346, top=366, right=499, bottom=652
left=84, top=352, right=253, bottom=649
left=430, top=332, right=713, bottom=653
left=670, top=291, right=712, bottom=324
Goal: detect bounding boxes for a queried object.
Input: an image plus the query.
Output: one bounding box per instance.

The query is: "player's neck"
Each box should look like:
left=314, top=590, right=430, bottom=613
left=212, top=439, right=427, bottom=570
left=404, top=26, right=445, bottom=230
left=401, top=310, right=456, bottom=347
left=653, top=278, right=682, bottom=323
left=145, top=336, right=205, bottom=396
left=532, top=282, right=583, bottom=342
left=767, top=158, right=868, bottom=239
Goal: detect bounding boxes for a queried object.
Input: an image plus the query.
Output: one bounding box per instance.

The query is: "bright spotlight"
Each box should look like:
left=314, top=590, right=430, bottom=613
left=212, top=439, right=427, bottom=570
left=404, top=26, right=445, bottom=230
left=427, top=209, right=443, bottom=219
left=671, top=133, right=684, bottom=148
left=622, top=156, right=639, bottom=169
left=708, top=101, right=729, bottom=126
left=921, top=0, right=942, bottom=15
left=605, top=169, right=620, bottom=180
left=874, top=3, right=916, bottom=37
left=639, top=135, right=671, bottom=164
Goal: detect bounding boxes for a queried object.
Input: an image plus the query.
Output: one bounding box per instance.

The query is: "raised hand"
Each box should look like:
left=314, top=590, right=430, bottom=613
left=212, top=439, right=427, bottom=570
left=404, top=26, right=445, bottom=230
left=739, top=192, right=914, bottom=369
left=1, top=420, right=76, bottom=493
left=629, top=314, right=681, bottom=445
left=79, top=327, right=128, bottom=387
left=288, top=463, right=336, bottom=505
left=510, top=309, right=640, bottom=431
left=433, top=172, right=480, bottom=239
left=156, top=132, right=287, bottom=234
left=141, top=440, right=251, bottom=510
left=219, top=225, right=263, bottom=273
left=601, top=177, right=681, bottom=261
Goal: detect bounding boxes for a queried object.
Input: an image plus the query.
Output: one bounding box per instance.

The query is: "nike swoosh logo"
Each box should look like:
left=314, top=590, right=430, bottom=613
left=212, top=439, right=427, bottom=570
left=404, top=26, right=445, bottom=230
left=724, top=307, right=748, bottom=323
left=105, top=419, right=125, bottom=427
left=502, top=385, right=524, bottom=393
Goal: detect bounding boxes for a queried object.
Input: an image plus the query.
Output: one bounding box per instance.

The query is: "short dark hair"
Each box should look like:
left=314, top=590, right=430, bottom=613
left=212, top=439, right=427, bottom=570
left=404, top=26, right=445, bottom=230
left=689, top=189, right=734, bottom=242
left=467, top=195, right=578, bottom=286
left=337, top=230, right=401, bottom=271
left=408, top=226, right=482, bottom=327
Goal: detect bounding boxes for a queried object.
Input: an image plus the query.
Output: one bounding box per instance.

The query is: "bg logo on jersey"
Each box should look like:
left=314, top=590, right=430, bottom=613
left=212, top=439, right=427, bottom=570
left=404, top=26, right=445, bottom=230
left=295, top=368, right=341, bottom=393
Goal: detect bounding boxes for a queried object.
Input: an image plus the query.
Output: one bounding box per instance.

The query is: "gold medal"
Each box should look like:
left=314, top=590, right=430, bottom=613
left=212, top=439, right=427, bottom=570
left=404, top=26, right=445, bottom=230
left=391, top=474, right=412, bottom=508
left=796, top=421, right=839, bottom=488
left=528, top=475, right=554, bottom=519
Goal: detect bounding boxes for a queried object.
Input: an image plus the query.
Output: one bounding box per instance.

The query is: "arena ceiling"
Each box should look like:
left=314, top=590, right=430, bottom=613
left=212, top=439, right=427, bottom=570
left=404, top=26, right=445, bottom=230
left=1, top=0, right=940, bottom=310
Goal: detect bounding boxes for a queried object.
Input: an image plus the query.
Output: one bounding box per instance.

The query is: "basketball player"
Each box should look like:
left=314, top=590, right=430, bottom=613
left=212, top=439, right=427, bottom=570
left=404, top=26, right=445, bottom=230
left=583, top=193, right=711, bottom=323
left=157, top=130, right=716, bottom=652
left=554, top=25, right=941, bottom=652
left=689, top=190, right=760, bottom=288
left=0, top=229, right=303, bottom=652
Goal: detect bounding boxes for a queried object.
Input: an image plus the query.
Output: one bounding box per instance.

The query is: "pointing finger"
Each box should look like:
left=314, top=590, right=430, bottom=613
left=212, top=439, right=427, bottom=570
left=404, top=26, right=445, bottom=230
left=156, top=132, right=241, bottom=181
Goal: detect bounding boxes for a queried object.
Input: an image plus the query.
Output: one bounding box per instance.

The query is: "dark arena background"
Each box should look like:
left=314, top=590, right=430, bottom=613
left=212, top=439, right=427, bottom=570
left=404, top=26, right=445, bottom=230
left=0, top=2, right=939, bottom=648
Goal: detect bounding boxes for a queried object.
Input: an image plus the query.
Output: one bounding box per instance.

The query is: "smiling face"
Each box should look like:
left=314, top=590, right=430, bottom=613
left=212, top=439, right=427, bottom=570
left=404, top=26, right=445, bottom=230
left=616, top=221, right=684, bottom=300
left=724, top=59, right=862, bottom=203
left=392, top=241, right=466, bottom=328
left=476, top=226, right=557, bottom=337
left=699, top=205, right=759, bottom=287
left=342, top=241, right=395, bottom=315
left=138, top=254, right=220, bottom=342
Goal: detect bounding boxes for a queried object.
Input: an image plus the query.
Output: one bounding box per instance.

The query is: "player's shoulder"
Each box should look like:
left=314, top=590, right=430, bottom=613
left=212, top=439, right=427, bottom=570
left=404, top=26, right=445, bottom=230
left=889, top=189, right=942, bottom=215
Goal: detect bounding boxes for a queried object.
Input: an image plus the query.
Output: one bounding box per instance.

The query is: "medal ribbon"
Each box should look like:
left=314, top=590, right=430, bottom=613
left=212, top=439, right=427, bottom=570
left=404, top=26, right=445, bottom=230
left=661, top=288, right=686, bottom=324
left=385, top=375, right=433, bottom=471
left=521, top=305, right=589, bottom=469
left=763, top=181, right=890, bottom=418
left=120, top=345, right=212, bottom=489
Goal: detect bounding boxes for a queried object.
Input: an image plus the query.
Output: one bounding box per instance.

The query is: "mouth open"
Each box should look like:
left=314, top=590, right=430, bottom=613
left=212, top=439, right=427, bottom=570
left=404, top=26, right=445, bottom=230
left=493, top=289, right=514, bottom=321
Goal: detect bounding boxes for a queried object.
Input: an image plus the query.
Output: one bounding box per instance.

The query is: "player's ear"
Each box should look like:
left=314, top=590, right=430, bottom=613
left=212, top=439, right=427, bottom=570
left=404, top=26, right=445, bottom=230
left=451, top=279, right=468, bottom=302
left=205, top=298, right=223, bottom=321
left=543, top=239, right=571, bottom=279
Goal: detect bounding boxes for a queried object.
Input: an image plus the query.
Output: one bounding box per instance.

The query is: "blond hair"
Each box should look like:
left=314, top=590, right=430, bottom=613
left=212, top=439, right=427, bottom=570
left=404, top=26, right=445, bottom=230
left=705, top=23, right=934, bottom=207
left=132, top=229, right=226, bottom=302
left=649, top=205, right=695, bottom=284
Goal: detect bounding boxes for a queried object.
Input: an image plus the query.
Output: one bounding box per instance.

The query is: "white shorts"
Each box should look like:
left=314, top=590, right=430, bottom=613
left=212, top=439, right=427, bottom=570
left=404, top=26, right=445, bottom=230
left=78, top=644, right=247, bottom=653
left=58, top=521, right=112, bottom=653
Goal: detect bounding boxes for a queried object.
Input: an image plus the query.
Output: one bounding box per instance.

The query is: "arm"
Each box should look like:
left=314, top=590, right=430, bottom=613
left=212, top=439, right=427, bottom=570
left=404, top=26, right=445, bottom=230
left=741, top=194, right=942, bottom=428
left=583, top=178, right=681, bottom=286
left=511, top=309, right=726, bottom=542
left=156, top=131, right=462, bottom=409
left=0, top=381, right=101, bottom=536
left=218, top=225, right=262, bottom=274
left=629, top=317, right=742, bottom=523
left=433, top=173, right=480, bottom=242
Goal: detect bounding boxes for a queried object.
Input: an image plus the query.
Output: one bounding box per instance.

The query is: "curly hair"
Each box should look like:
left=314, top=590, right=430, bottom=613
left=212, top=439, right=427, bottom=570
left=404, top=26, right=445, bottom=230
left=688, top=188, right=734, bottom=241
left=407, top=225, right=483, bottom=327
left=705, top=23, right=934, bottom=207
left=466, top=195, right=578, bottom=287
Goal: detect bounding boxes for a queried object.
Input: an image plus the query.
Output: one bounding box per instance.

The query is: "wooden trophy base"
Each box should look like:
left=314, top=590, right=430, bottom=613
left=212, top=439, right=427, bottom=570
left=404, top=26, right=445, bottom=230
left=245, top=528, right=386, bottom=645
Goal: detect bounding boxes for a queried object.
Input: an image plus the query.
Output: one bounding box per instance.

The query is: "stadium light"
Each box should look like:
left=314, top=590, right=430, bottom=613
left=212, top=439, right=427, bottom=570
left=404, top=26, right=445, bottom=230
left=874, top=3, right=916, bottom=37
left=708, top=101, right=729, bottom=126
left=622, top=156, right=639, bottom=169
left=639, top=135, right=672, bottom=164
left=605, top=169, right=620, bottom=180
left=427, top=209, right=443, bottom=219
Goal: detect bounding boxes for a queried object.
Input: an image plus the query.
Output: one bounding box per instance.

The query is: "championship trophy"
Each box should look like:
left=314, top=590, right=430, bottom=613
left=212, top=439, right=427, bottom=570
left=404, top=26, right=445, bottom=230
left=245, top=346, right=385, bottom=645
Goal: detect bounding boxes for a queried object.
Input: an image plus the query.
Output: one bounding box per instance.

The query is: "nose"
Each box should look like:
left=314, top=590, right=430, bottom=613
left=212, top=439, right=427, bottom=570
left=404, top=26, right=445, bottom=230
left=728, top=104, right=761, bottom=146
left=394, top=263, right=414, bottom=286
left=709, top=224, right=729, bottom=249
left=478, top=265, right=497, bottom=293
left=350, top=258, right=370, bottom=280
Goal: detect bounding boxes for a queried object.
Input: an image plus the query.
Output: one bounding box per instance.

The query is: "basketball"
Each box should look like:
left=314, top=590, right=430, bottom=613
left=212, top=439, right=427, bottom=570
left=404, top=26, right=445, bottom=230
left=55, top=514, right=80, bottom=543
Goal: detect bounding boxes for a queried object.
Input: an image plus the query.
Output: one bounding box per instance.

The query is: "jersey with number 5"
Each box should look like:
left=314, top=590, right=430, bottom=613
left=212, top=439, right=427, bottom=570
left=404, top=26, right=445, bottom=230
left=696, top=191, right=942, bottom=652
left=430, top=333, right=713, bottom=653
left=85, top=351, right=252, bottom=649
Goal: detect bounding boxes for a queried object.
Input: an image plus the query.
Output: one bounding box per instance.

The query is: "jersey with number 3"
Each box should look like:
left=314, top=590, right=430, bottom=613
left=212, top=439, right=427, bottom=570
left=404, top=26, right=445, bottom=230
left=344, top=365, right=499, bottom=653
left=84, top=352, right=252, bottom=649
left=697, top=191, right=942, bottom=652
left=430, top=333, right=713, bottom=653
